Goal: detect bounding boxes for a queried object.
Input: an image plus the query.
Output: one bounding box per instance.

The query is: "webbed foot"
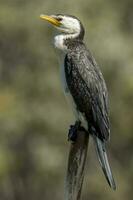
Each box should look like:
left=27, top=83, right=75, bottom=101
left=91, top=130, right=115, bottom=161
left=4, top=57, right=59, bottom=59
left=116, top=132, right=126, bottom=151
left=68, top=121, right=81, bottom=142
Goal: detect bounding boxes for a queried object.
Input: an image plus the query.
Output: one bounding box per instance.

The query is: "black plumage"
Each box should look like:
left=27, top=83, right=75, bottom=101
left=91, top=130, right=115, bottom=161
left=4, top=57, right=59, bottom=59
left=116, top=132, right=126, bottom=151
left=65, top=41, right=109, bottom=142
left=64, top=40, right=116, bottom=190
left=40, top=13, right=116, bottom=190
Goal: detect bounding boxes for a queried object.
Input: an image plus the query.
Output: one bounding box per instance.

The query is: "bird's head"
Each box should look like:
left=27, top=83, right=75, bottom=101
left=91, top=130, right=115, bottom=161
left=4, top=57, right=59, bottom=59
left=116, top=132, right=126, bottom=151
left=40, top=14, right=85, bottom=40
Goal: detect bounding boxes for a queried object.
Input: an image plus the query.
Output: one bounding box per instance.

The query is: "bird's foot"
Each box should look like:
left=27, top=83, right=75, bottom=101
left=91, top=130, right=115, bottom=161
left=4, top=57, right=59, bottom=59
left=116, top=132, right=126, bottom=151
left=68, top=121, right=81, bottom=142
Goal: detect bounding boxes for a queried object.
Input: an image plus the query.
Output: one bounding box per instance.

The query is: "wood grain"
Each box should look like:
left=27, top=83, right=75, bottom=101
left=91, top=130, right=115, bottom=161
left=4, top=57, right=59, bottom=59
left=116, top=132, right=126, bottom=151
left=65, top=130, right=89, bottom=200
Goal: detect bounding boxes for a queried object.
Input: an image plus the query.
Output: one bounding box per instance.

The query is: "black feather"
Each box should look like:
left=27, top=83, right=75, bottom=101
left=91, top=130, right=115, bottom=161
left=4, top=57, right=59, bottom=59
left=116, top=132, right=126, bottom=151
left=64, top=41, right=116, bottom=189
left=65, top=43, right=110, bottom=141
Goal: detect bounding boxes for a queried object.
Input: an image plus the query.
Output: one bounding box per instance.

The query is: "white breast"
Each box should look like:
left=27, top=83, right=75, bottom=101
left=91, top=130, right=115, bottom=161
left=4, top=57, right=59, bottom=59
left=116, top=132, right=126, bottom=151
left=55, top=48, right=88, bottom=130
left=54, top=35, right=67, bottom=51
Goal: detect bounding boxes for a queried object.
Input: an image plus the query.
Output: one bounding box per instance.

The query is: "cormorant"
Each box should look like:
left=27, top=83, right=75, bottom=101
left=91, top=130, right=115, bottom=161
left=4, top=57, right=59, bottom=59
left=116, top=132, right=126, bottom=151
left=40, top=14, right=116, bottom=190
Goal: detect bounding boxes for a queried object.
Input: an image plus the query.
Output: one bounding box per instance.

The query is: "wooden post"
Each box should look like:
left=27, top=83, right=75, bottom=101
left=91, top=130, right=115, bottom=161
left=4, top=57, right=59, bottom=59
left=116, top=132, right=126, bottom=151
left=65, top=130, right=89, bottom=200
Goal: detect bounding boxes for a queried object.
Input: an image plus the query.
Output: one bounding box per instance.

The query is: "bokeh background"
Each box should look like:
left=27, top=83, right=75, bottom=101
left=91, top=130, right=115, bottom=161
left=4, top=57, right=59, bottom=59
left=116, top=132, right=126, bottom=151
left=0, top=0, right=133, bottom=199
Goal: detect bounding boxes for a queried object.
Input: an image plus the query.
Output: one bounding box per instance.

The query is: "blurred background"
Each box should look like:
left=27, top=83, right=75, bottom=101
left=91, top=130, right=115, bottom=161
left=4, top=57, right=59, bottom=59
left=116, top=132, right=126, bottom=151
left=0, top=0, right=133, bottom=199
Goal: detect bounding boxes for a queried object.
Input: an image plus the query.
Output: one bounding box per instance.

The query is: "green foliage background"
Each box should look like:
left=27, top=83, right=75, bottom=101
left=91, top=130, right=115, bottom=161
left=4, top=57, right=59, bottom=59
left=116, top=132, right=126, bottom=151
left=0, top=0, right=133, bottom=199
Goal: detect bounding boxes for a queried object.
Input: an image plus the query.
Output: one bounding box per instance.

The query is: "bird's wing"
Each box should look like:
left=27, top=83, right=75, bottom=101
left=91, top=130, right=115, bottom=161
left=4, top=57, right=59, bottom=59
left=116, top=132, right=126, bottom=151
left=85, top=51, right=110, bottom=141
left=65, top=49, right=116, bottom=190
left=65, top=49, right=110, bottom=141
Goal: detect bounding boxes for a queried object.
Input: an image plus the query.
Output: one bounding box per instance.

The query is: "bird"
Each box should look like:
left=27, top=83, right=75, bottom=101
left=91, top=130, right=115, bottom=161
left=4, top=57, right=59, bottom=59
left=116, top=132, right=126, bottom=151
left=40, top=14, right=116, bottom=190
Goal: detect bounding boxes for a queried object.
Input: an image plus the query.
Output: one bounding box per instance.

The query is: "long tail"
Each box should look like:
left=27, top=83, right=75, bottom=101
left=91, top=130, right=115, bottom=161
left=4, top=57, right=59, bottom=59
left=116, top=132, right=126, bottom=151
left=93, top=135, right=116, bottom=190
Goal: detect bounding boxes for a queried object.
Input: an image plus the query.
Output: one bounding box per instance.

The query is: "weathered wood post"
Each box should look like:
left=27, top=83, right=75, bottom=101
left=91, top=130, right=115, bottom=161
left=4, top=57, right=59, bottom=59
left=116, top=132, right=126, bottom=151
left=65, top=130, right=89, bottom=200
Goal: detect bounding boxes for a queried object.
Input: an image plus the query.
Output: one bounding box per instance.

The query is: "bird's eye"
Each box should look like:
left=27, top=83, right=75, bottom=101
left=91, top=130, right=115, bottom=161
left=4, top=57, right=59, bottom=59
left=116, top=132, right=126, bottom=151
left=57, top=17, right=62, bottom=21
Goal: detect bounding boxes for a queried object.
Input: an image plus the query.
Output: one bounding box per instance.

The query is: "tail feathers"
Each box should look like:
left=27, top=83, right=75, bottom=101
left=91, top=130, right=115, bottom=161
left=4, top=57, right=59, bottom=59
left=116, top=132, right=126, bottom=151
left=93, top=135, right=116, bottom=190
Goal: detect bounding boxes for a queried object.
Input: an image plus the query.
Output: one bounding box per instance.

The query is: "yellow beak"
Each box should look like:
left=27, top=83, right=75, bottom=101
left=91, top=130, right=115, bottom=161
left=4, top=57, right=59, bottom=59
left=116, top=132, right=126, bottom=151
left=40, top=15, right=61, bottom=27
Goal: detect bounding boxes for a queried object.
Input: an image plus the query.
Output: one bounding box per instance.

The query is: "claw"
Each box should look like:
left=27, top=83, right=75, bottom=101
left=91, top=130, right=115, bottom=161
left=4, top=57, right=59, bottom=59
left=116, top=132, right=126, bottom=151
left=68, top=121, right=81, bottom=142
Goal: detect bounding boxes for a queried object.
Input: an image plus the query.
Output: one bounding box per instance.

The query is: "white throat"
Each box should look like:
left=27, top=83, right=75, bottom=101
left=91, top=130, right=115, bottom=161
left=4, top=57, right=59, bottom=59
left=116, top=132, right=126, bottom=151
left=54, top=32, right=79, bottom=51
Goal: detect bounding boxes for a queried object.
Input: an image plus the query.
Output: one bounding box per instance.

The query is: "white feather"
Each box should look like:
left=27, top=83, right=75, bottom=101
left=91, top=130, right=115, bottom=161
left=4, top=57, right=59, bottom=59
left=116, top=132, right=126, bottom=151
left=55, top=48, right=88, bottom=130
left=54, top=16, right=81, bottom=51
left=53, top=15, right=88, bottom=130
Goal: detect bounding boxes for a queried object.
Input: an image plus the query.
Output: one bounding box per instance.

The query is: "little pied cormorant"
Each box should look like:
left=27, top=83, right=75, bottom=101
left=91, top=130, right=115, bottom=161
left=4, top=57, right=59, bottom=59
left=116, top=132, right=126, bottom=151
left=40, top=14, right=116, bottom=190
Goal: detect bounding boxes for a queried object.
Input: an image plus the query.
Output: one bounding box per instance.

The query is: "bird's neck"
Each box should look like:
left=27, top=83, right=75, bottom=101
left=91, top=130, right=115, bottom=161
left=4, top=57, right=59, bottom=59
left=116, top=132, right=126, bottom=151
left=54, top=33, right=82, bottom=52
